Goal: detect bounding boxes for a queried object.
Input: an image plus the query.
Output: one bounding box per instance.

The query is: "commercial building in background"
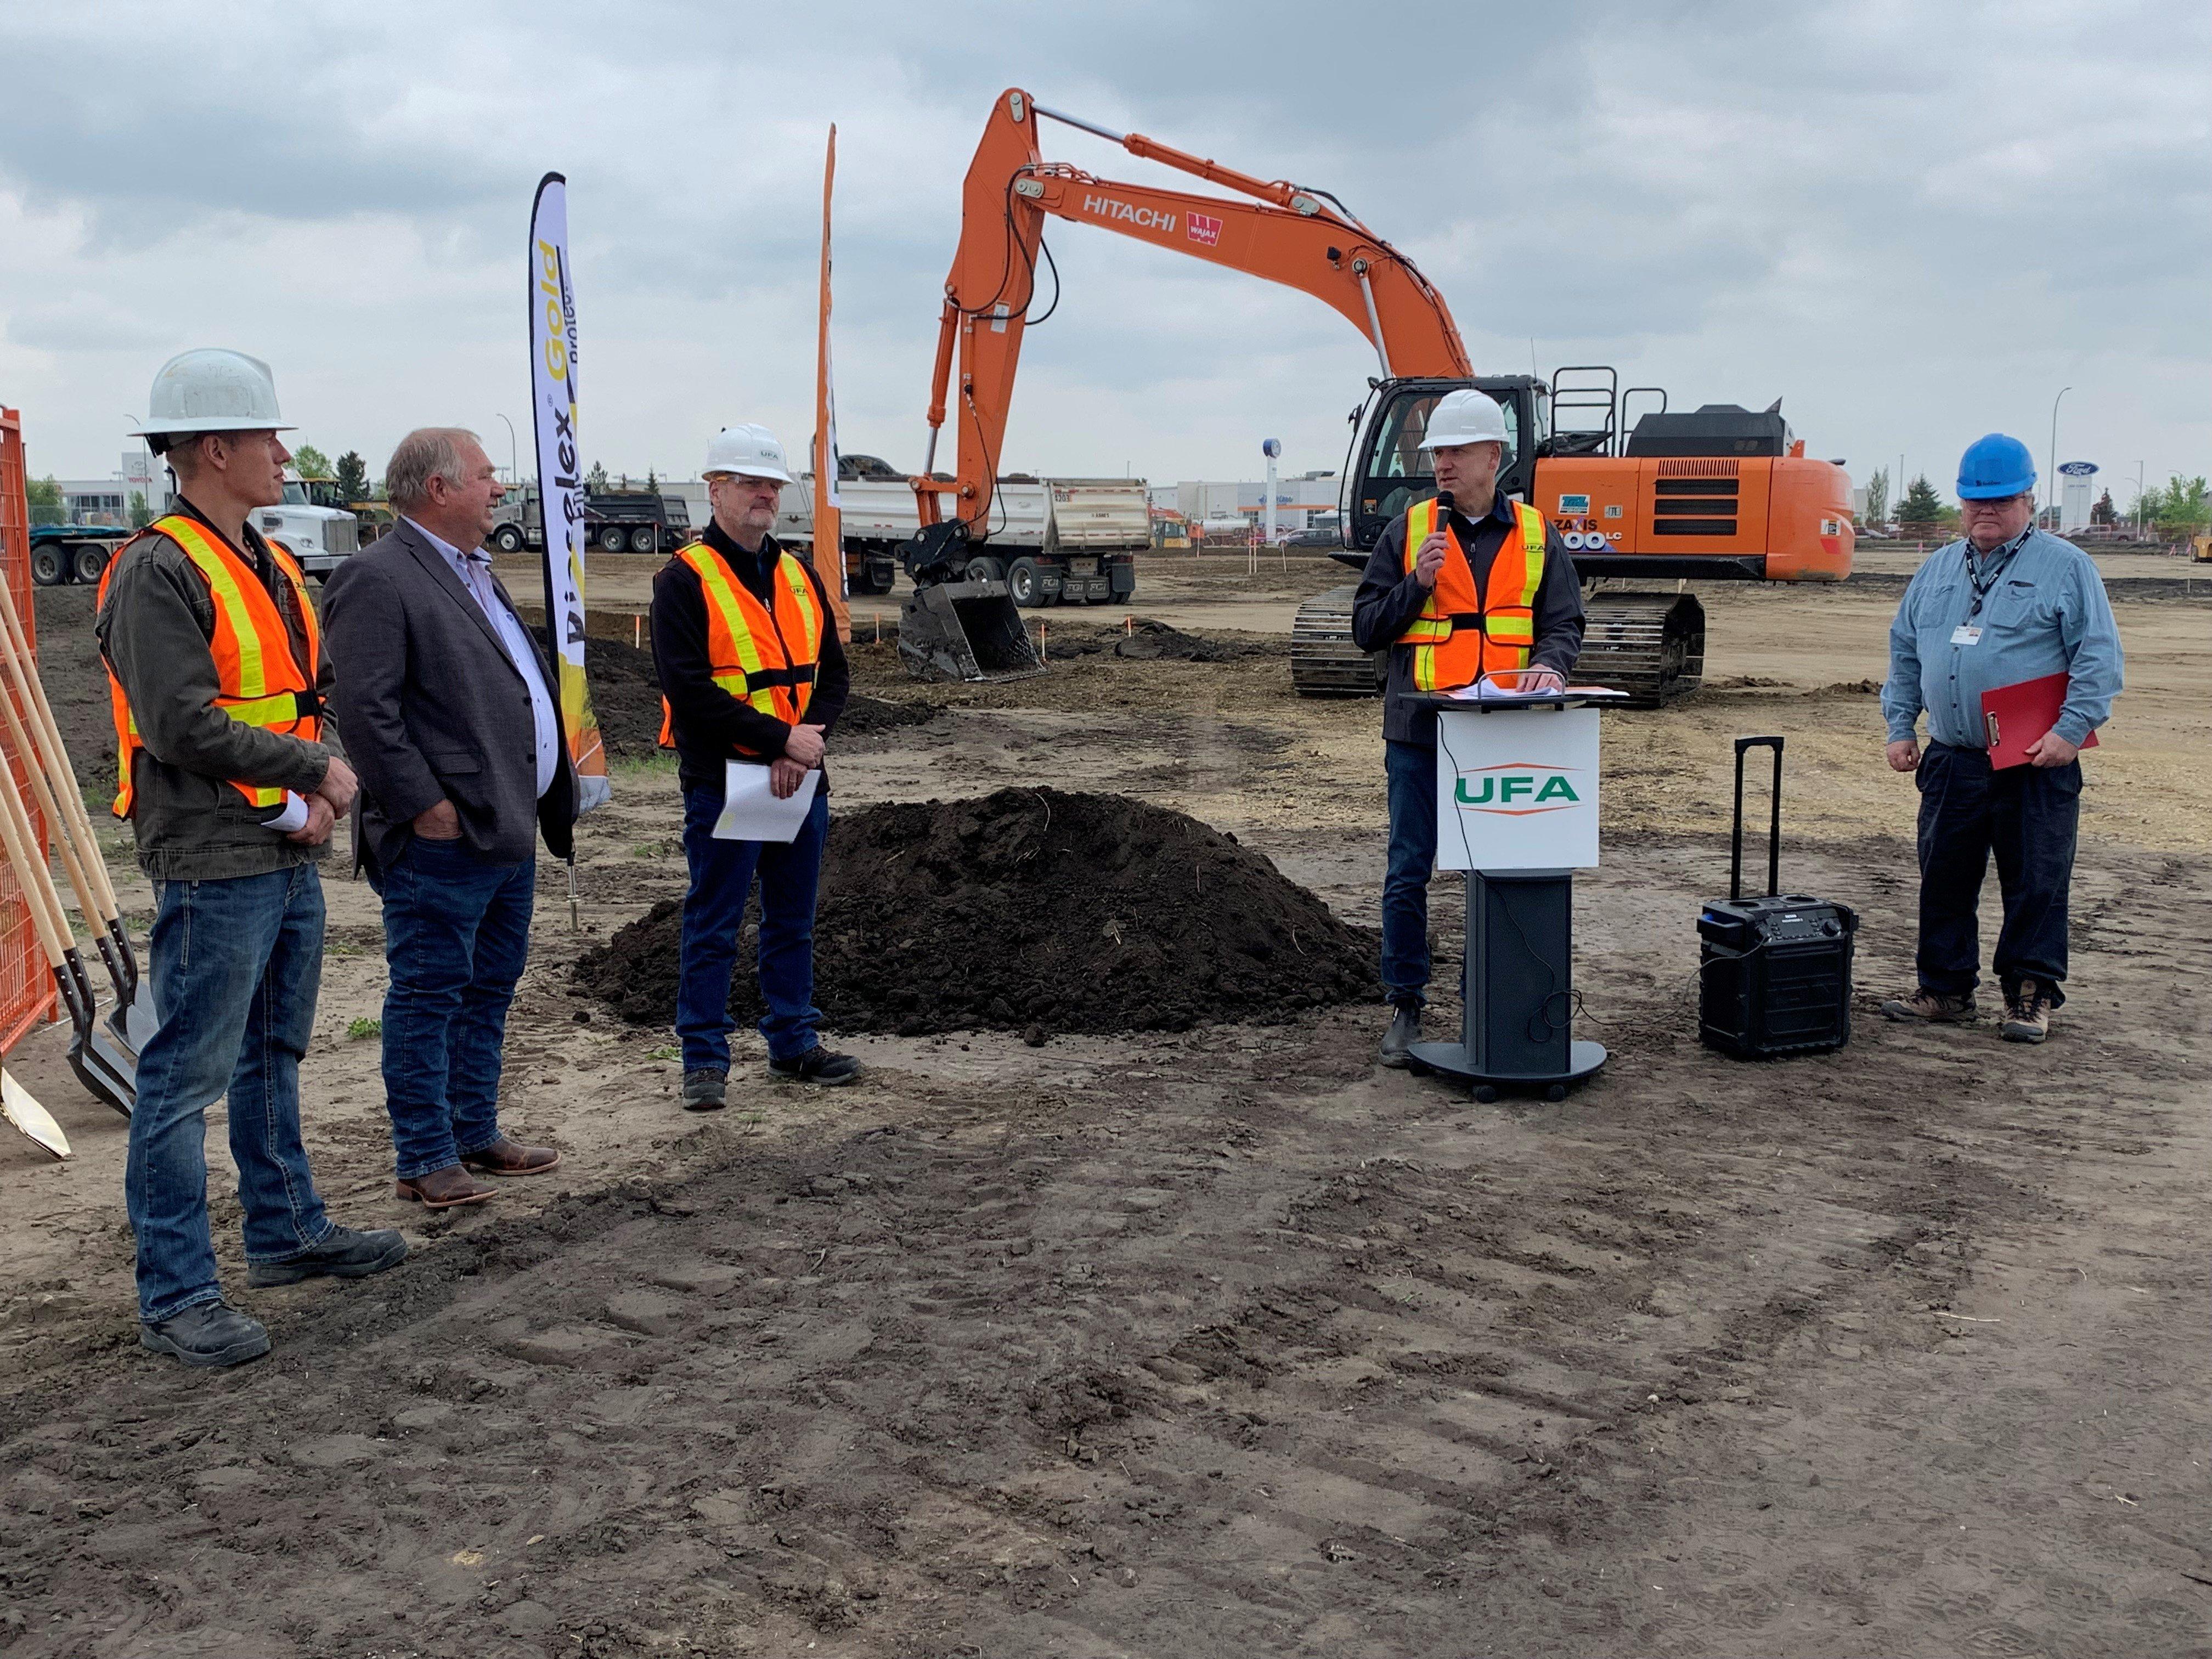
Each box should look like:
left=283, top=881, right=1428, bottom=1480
left=47, top=450, right=173, bottom=526
left=1159, top=471, right=1341, bottom=539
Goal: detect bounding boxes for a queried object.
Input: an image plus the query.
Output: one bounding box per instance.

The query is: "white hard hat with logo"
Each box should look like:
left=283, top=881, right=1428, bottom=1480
left=703, top=424, right=794, bottom=484
left=142, top=348, right=294, bottom=439
left=1417, top=388, right=1511, bottom=450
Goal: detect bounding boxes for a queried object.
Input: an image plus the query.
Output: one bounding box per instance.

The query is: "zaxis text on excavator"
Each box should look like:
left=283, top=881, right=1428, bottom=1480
left=893, top=87, right=1854, bottom=703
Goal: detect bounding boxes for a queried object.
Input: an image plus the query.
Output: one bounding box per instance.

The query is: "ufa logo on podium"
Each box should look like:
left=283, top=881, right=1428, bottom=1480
left=1454, top=764, right=1583, bottom=814
left=1435, top=706, right=1602, bottom=872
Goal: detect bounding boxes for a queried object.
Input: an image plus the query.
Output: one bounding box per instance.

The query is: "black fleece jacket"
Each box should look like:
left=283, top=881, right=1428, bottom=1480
left=650, top=520, right=848, bottom=794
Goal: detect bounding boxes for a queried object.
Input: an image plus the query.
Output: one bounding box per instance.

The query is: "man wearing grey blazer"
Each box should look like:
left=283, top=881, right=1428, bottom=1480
left=323, top=428, right=575, bottom=1208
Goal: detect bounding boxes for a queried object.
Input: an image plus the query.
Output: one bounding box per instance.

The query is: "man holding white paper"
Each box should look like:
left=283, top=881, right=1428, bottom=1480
left=652, top=424, right=857, bottom=1108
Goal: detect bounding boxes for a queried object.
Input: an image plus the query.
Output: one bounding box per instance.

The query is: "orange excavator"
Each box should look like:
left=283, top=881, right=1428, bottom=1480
left=896, top=88, right=1854, bottom=702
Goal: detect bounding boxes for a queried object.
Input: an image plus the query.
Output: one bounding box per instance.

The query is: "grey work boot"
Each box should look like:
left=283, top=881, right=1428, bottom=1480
left=682, top=1068, right=728, bottom=1111
left=768, top=1047, right=860, bottom=1087
left=247, top=1226, right=409, bottom=1288
left=140, top=1301, right=270, bottom=1369
left=1880, top=987, right=1978, bottom=1024
left=1379, top=1005, right=1421, bottom=1069
left=2000, top=980, right=2053, bottom=1044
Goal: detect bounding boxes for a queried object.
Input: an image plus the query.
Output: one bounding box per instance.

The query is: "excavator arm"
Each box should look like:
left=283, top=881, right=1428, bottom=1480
left=910, top=88, right=1470, bottom=566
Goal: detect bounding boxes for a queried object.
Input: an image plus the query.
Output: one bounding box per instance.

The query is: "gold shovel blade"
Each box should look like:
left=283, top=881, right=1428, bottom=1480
left=2, top=1067, right=69, bottom=1160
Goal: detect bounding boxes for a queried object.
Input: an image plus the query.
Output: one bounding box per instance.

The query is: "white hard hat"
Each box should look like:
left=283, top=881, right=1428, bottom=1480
left=1417, top=388, right=1510, bottom=450
left=143, top=348, right=292, bottom=439
left=703, top=424, right=794, bottom=484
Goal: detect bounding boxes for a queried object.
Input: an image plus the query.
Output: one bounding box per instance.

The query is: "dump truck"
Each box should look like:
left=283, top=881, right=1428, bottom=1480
left=775, top=457, right=1144, bottom=607
left=489, top=484, right=692, bottom=555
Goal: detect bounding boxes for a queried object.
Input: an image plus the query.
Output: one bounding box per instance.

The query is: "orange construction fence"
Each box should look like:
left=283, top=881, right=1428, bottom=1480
left=0, top=409, right=57, bottom=1052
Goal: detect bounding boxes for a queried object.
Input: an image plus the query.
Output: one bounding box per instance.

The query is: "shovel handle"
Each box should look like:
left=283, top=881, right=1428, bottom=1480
left=0, top=574, right=120, bottom=919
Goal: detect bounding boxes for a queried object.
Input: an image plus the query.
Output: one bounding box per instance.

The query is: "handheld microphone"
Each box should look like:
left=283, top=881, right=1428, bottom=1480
left=1434, top=489, right=1455, bottom=518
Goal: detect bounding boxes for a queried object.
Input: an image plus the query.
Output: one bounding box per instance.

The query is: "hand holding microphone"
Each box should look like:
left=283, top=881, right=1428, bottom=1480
left=1414, top=490, right=1454, bottom=589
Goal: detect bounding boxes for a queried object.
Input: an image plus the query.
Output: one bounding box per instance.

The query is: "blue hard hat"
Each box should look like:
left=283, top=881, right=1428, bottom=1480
left=1957, top=433, right=2036, bottom=499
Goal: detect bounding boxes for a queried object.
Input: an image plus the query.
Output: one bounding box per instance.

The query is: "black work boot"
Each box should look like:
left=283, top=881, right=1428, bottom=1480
left=247, top=1226, right=409, bottom=1288
left=682, top=1068, right=729, bottom=1111
left=768, top=1046, right=860, bottom=1087
left=140, top=1301, right=270, bottom=1369
left=1379, top=1004, right=1421, bottom=1069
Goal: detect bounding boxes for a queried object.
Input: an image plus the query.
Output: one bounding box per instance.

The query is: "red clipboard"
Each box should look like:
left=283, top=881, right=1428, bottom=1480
left=1982, top=672, right=2098, bottom=769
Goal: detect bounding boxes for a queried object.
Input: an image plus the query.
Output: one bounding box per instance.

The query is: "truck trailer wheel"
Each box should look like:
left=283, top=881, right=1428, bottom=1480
left=30, top=547, right=63, bottom=587
left=1007, top=557, right=1051, bottom=608
left=492, top=524, right=526, bottom=554
left=628, top=526, right=657, bottom=554
left=597, top=524, right=628, bottom=552
left=963, top=556, right=1006, bottom=585
left=71, top=543, right=110, bottom=585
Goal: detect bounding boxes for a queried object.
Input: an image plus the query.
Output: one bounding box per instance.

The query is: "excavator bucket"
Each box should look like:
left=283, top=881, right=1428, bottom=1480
left=898, top=580, right=1045, bottom=684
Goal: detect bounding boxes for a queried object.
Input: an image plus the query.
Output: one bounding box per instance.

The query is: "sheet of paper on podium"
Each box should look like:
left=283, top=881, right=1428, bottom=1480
left=1441, top=671, right=1632, bottom=704
left=713, top=762, right=821, bottom=842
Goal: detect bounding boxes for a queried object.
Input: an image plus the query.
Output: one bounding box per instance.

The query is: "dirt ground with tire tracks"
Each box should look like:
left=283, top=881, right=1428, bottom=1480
left=0, top=556, right=2206, bottom=1657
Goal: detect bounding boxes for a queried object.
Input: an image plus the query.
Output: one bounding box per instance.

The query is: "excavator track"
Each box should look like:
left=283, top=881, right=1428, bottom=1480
left=1290, top=584, right=1384, bottom=697
left=1575, top=590, right=1705, bottom=707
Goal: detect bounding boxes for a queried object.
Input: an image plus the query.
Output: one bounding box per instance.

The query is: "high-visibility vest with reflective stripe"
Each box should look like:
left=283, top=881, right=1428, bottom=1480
left=1399, top=495, right=1548, bottom=691
left=656, top=542, right=825, bottom=754
left=99, top=515, right=323, bottom=820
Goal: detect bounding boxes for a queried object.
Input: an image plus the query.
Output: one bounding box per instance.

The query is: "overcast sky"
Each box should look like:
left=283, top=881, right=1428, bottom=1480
left=2, top=0, right=2205, bottom=505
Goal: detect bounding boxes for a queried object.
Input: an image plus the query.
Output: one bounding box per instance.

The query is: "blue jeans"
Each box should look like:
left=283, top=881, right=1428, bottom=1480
left=676, top=783, right=828, bottom=1071
left=1915, top=742, right=2080, bottom=1005
left=1383, top=739, right=1438, bottom=1008
left=368, top=838, right=535, bottom=1179
left=127, top=864, right=332, bottom=1323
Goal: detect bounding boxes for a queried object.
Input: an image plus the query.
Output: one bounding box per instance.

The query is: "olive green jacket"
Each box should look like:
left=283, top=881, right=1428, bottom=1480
left=92, top=502, right=335, bottom=881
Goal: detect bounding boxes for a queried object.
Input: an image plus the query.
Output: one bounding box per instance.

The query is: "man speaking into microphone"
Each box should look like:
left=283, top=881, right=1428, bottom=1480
left=1351, top=388, right=1585, bottom=1069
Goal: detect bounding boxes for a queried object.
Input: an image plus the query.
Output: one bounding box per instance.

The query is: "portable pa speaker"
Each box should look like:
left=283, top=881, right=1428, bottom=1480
left=1697, top=736, right=1858, bottom=1058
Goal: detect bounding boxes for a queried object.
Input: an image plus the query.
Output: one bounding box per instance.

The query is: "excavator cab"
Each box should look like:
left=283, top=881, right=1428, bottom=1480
left=1342, top=376, right=1541, bottom=551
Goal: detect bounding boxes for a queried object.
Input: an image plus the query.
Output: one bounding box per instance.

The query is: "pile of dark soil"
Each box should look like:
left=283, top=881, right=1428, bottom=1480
left=533, top=629, right=665, bottom=760
left=837, top=695, right=937, bottom=740
left=575, top=787, right=1378, bottom=1036
left=1043, top=618, right=1275, bottom=664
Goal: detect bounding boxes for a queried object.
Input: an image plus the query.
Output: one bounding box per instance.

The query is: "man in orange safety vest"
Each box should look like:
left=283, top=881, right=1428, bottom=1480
left=1351, top=388, right=1587, bottom=1069
left=97, top=350, right=406, bottom=1369
left=652, top=424, right=857, bottom=1109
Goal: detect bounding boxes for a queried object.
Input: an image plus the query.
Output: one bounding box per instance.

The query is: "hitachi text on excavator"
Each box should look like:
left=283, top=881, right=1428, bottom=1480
left=894, top=88, right=1855, bottom=703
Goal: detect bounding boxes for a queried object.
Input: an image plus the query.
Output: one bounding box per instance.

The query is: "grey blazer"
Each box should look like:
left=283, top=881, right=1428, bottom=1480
left=321, top=518, right=576, bottom=874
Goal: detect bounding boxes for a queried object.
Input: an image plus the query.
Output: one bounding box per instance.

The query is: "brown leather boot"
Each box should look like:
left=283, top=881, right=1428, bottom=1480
left=1880, top=987, right=1978, bottom=1023
left=459, top=1136, right=562, bottom=1177
left=396, top=1165, right=496, bottom=1208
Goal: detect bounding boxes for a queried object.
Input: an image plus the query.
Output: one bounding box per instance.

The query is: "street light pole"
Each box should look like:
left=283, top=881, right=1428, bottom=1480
left=2047, top=386, right=2071, bottom=531
left=494, top=413, right=519, bottom=483
left=2132, top=459, right=2146, bottom=539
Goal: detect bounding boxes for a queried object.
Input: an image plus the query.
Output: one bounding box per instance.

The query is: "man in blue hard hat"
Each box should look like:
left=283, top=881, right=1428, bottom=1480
left=1877, top=433, right=2124, bottom=1043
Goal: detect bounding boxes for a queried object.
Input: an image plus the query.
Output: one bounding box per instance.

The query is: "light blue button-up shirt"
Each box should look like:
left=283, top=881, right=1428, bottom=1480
left=405, top=518, right=560, bottom=797
left=1882, top=527, right=2123, bottom=750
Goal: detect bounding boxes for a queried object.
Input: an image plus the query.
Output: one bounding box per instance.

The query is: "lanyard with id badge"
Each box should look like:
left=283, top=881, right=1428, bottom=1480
left=1953, top=539, right=2018, bottom=647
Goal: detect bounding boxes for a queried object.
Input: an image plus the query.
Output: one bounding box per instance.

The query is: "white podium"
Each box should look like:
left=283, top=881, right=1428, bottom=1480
left=1409, top=697, right=1607, bottom=1101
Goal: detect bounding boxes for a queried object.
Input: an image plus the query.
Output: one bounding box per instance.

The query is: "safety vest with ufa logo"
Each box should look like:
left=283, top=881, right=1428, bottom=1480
left=100, top=515, right=323, bottom=819
left=657, top=543, right=824, bottom=753
left=1399, top=495, right=1548, bottom=691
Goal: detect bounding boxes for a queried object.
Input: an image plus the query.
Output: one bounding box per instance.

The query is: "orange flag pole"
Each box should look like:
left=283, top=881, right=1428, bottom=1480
left=814, top=123, right=849, bottom=643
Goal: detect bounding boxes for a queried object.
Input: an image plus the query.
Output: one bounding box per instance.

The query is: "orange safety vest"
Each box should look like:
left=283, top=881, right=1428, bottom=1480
left=1399, top=495, right=1548, bottom=691
left=99, top=514, right=323, bottom=820
left=657, top=542, right=825, bottom=753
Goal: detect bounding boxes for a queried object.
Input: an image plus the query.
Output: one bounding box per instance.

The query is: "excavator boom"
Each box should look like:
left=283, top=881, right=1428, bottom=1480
left=915, top=87, right=1468, bottom=551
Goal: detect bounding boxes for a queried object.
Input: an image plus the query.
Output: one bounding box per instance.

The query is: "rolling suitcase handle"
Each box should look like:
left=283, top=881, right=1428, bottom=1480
left=1730, top=736, right=1785, bottom=901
